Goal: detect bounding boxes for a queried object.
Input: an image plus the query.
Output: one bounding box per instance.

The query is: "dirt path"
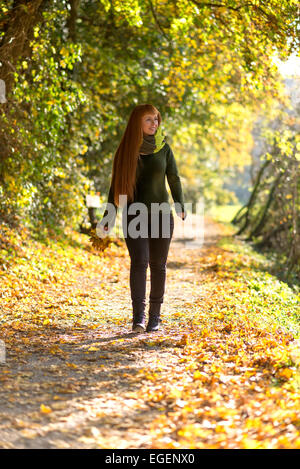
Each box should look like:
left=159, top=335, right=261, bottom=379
left=0, top=215, right=227, bottom=449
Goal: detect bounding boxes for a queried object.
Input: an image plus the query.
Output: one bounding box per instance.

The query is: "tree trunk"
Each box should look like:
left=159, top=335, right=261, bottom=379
left=246, top=172, right=283, bottom=241
left=234, top=159, right=271, bottom=235
left=255, top=221, right=289, bottom=249
left=66, top=0, right=81, bottom=42
left=0, top=0, right=45, bottom=96
left=286, top=160, right=300, bottom=273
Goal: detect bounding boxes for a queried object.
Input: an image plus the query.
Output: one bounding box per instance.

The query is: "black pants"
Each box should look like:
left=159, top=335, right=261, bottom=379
left=122, top=210, right=174, bottom=317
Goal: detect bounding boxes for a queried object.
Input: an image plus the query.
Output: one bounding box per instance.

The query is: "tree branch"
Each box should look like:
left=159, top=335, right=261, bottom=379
left=189, top=1, right=254, bottom=12
left=66, top=0, right=81, bottom=42
left=147, top=0, right=170, bottom=41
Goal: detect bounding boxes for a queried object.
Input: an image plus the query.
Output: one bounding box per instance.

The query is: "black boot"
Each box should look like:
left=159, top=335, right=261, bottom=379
left=132, top=311, right=146, bottom=333
left=146, top=305, right=161, bottom=332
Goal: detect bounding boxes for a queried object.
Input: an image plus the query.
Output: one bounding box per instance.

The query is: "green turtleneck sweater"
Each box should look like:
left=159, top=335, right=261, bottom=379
left=101, top=142, right=185, bottom=227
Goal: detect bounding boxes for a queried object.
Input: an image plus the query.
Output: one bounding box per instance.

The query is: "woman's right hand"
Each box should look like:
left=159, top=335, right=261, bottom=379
left=178, top=211, right=187, bottom=221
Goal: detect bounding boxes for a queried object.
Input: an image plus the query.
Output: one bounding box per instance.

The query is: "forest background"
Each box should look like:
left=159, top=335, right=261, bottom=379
left=0, top=0, right=299, bottom=280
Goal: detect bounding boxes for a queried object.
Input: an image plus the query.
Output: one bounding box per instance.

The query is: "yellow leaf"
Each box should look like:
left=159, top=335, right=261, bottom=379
left=40, top=404, right=52, bottom=414
left=20, top=429, right=38, bottom=439
left=278, top=368, right=293, bottom=380
left=88, top=346, right=99, bottom=352
left=193, top=370, right=209, bottom=382
left=66, top=362, right=78, bottom=369
left=242, top=438, right=261, bottom=449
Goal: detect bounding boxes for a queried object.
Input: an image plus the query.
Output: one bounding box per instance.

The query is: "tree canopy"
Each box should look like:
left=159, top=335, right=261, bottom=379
left=0, top=0, right=299, bottom=244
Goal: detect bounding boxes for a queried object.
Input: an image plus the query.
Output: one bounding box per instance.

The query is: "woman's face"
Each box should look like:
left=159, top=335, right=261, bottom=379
left=141, top=113, right=159, bottom=136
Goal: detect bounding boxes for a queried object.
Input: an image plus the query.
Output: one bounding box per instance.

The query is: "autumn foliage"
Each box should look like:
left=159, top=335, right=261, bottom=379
left=0, top=219, right=299, bottom=448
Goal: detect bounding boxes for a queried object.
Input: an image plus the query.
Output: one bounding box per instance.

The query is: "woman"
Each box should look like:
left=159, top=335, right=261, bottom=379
left=99, top=104, right=186, bottom=333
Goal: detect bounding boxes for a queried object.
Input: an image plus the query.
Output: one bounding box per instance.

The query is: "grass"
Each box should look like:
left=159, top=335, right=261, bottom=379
left=206, top=204, right=300, bottom=337
left=215, top=234, right=300, bottom=339
left=207, top=204, right=242, bottom=224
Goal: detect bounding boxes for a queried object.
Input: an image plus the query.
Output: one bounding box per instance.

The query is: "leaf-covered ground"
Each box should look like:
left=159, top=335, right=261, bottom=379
left=0, top=215, right=299, bottom=449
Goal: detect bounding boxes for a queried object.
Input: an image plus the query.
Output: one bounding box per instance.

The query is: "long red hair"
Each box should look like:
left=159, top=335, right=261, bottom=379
left=110, top=104, right=162, bottom=206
